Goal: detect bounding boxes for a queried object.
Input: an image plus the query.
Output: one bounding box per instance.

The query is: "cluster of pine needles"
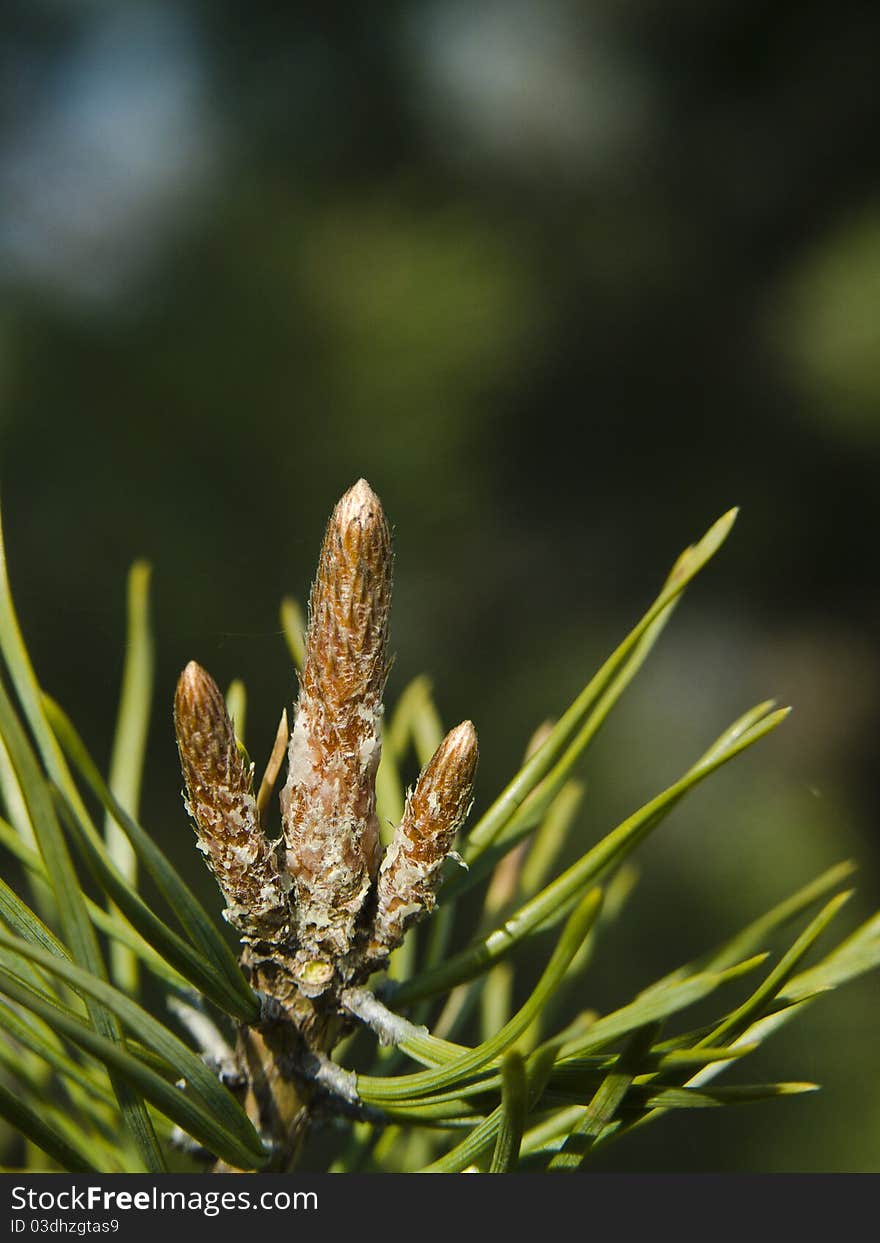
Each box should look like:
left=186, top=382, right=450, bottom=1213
left=0, top=487, right=877, bottom=1174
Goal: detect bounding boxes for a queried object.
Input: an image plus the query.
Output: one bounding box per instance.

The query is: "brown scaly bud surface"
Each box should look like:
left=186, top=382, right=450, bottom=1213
left=174, top=661, right=290, bottom=943
left=371, top=720, right=478, bottom=960
left=280, top=479, right=392, bottom=994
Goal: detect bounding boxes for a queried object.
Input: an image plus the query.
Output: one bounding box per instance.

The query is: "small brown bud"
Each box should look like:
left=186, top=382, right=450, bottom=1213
left=371, top=720, right=479, bottom=958
left=174, top=661, right=290, bottom=942
left=301, top=478, right=392, bottom=715
left=280, top=480, right=393, bottom=991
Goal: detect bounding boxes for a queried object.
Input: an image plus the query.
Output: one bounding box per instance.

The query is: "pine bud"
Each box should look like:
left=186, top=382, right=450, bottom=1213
left=372, top=720, right=479, bottom=957
left=280, top=479, right=392, bottom=992
left=174, top=661, right=290, bottom=942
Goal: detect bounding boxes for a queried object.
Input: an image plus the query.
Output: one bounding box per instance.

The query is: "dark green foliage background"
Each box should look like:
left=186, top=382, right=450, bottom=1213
left=1, top=0, right=878, bottom=1170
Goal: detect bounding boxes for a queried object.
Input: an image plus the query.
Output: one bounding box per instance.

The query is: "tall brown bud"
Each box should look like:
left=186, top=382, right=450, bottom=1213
left=174, top=661, right=290, bottom=943
left=371, top=720, right=478, bottom=959
left=280, top=479, right=392, bottom=993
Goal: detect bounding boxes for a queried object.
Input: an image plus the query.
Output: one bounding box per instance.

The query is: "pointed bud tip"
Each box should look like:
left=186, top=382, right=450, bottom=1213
left=176, top=659, right=210, bottom=698
left=180, top=658, right=204, bottom=684
left=175, top=660, right=198, bottom=700
left=448, top=719, right=478, bottom=751
left=436, top=720, right=479, bottom=782
left=335, top=478, right=385, bottom=528
left=174, top=660, right=225, bottom=721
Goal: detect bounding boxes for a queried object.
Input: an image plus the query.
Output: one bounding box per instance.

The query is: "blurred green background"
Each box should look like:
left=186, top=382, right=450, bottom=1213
left=1, top=0, right=878, bottom=1171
